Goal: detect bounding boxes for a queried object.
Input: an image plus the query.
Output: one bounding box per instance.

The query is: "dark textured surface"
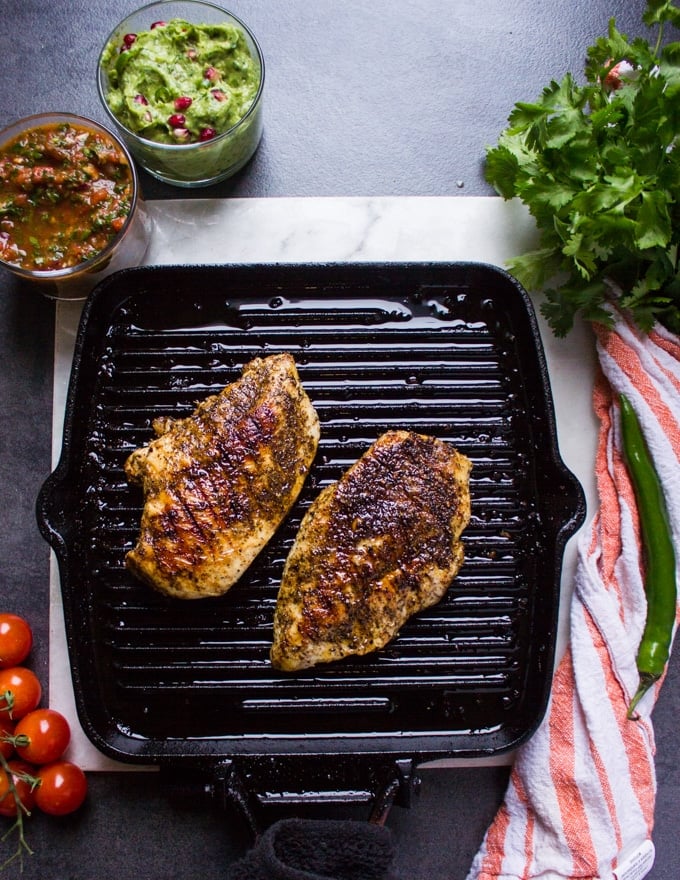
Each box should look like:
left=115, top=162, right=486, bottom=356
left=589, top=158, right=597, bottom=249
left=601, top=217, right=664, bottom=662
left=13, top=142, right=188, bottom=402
left=1, top=1, right=678, bottom=878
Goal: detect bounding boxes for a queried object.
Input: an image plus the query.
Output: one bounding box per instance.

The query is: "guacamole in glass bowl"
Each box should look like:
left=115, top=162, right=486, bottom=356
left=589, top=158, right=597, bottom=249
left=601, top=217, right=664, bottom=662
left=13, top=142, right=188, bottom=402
left=97, top=1, right=264, bottom=187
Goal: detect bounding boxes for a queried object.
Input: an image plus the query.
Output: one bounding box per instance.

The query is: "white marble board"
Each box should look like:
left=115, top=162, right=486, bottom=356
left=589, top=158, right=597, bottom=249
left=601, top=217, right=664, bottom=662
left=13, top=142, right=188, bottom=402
left=50, top=196, right=599, bottom=771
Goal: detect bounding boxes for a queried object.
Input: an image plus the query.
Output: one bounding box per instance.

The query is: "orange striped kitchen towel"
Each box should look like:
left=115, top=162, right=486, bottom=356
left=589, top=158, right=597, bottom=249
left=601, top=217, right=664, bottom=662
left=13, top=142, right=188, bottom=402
left=466, top=312, right=680, bottom=880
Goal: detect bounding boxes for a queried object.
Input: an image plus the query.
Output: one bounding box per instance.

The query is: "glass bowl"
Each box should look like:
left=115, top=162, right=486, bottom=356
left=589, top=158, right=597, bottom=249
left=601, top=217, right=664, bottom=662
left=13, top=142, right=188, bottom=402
left=0, top=112, right=152, bottom=301
left=96, top=1, right=265, bottom=187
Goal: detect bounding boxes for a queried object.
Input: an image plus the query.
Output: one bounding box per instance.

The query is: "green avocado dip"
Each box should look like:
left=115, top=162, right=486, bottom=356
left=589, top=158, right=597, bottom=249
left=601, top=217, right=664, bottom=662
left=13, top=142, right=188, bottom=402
left=101, top=18, right=261, bottom=146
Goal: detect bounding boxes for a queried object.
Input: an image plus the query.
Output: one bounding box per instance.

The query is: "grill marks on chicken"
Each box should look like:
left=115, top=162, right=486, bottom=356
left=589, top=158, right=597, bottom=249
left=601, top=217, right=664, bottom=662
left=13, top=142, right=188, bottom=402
left=124, top=353, right=320, bottom=599
left=270, top=430, right=472, bottom=671
left=123, top=356, right=471, bottom=672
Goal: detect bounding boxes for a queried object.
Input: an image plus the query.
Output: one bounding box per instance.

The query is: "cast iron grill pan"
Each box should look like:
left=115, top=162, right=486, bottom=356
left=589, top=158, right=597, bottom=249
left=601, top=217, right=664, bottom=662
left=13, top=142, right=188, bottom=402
left=37, top=262, right=584, bottom=808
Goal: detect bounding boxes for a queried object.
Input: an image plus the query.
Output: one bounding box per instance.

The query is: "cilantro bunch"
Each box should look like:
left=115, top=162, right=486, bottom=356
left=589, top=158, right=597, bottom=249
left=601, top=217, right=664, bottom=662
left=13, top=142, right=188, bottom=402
left=485, top=0, right=680, bottom=337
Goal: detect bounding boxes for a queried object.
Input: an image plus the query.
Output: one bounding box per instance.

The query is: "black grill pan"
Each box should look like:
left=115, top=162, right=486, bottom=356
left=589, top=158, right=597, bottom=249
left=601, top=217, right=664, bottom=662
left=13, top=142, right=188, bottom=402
left=37, top=262, right=585, bottom=823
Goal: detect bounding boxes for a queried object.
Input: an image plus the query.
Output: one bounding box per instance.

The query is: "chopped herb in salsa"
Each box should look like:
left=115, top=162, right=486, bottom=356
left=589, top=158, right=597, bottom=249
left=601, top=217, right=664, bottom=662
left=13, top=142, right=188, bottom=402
left=0, top=121, right=133, bottom=272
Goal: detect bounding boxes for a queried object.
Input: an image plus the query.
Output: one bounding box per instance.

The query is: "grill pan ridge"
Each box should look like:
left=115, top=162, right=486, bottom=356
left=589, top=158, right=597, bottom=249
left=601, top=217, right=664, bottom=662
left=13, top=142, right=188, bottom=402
left=38, top=262, right=585, bottom=812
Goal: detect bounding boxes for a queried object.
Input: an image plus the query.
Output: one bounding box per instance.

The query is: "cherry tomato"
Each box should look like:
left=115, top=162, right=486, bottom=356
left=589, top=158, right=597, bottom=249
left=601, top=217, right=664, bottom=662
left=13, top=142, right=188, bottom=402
left=0, top=718, right=16, bottom=760
left=0, top=759, right=37, bottom=817
left=0, top=667, right=42, bottom=721
left=35, top=761, right=87, bottom=816
left=14, top=709, right=71, bottom=765
left=0, top=614, right=33, bottom=669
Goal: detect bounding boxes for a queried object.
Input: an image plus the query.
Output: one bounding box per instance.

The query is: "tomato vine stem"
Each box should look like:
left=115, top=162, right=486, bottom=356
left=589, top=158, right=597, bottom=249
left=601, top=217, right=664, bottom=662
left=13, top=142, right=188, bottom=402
left=0, top=752, right=36, bottom=873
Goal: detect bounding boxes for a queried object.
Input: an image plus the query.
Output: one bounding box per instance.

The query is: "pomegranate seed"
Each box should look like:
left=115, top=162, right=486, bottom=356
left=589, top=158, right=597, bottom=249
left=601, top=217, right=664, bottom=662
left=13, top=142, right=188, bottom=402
left=150, top=20, right=167, bottom=28
left=210, top=89, right=227, bottom=102
left=133, top=94, right=149, bottom=105
left=203, top=66, right=219, bottom=82
left=186, top=48, right=198, bottom=60
left=167, top=113, right=186, bottom=127
left=174, top=96, right=192, bottom=111
left=123, top=33, right=137, bottom=47
left=604, top=60, right=635, bottom=91
left=172, top=128, right=192, bottom=142
left=199, top=127, right=217, bottom=141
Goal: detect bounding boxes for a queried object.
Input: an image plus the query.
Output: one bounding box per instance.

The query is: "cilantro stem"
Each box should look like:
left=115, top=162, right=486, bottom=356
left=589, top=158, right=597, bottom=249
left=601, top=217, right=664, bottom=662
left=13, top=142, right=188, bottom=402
left=653, top=22, right=664, bottom=56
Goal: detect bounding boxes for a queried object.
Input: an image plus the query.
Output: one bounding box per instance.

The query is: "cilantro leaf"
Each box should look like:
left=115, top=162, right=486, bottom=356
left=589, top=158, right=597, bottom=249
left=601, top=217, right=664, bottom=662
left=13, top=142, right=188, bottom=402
left=643, top=0, right=680, bottom=30
left=484, top=145, right=520, bottom=199
left=636, top=190, right=672, bottom=249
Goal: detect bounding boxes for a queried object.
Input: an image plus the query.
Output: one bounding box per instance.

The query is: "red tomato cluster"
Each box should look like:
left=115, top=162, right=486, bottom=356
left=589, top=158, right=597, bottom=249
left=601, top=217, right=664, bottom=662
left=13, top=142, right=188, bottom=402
left=0, top=613, right=87, bottom=821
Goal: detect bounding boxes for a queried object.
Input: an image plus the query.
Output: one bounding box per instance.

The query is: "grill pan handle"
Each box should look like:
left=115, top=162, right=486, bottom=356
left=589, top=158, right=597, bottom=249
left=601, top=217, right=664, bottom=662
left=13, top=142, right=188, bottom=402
left=160, top=756, right=421, bottom=838
left=368, top=759, right=421, bottom=825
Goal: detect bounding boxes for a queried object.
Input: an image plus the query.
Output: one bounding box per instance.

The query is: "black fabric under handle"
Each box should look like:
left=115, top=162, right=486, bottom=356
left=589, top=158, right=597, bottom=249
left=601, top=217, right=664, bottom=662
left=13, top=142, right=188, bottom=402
left=225, top=818, right=397, bottom=880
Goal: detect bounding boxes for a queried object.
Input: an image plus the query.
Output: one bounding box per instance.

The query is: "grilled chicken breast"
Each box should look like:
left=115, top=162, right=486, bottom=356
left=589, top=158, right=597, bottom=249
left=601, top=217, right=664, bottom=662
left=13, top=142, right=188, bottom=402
left=124, top=353, right=320, bottom=599
left=270, top=430, right=472, bottom=671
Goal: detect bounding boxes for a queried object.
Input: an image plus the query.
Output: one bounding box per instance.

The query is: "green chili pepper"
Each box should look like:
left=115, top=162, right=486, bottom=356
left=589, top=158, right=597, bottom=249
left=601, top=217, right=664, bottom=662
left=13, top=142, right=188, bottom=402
left=619, top=393, right=677, bottom=718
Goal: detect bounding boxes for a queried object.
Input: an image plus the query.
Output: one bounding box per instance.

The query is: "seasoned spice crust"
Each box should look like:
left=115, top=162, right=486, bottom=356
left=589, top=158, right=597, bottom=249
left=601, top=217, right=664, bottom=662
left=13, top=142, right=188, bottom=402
left=124, top=353, right=320, bottom=599
left=271, top=430, right=472, bottom=671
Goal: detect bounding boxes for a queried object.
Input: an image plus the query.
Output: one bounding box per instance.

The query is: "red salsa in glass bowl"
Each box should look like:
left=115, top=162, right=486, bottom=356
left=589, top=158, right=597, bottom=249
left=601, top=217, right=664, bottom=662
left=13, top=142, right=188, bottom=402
left=0, top=113, right=151, bottom=300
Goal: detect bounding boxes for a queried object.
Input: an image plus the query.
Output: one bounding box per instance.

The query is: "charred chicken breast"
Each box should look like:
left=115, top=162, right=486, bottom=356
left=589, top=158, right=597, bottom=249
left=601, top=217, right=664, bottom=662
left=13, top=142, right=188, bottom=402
left=124, top=353, right=320, bottom=599
left=270, top=430, right=472, bottom=671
